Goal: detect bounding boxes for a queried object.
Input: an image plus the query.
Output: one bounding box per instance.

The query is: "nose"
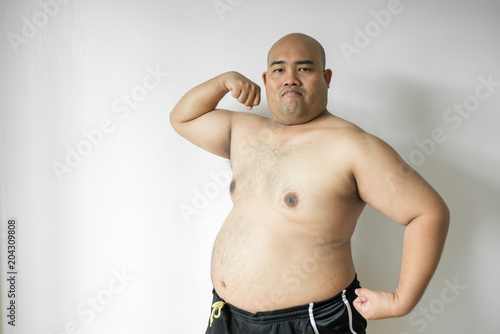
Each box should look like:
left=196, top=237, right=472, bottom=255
left=283, top=70, right=300, bottom=87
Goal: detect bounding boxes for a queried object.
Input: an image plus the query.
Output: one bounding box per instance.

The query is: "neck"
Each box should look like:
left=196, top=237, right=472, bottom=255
left=271, top=109, right=329, bottom=129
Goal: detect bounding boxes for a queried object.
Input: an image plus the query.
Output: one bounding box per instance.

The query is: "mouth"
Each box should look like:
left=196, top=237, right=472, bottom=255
left=282, top=89, right=302, bottom=97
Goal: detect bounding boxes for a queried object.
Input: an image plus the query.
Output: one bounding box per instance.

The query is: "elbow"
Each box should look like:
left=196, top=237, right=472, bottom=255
left=422, top=199, right=450, bottom=245
left=428, top=194, right=450, bottom=229
left=169, top=107, right=178, bottom=126
left=407, top=198, right=450, bottom=235
left=438, top=198, right=451, bottom=233
left=169, top=107, right=183, bottom=134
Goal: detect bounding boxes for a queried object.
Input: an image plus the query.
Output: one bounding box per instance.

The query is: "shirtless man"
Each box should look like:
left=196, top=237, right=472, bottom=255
left=170, top=33, right=449, bottom=333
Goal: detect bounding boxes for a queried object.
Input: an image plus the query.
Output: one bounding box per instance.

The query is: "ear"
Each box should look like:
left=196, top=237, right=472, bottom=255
left=262, top=71, right=268, bottom=86
left=324, top=69, right=333, bottom=88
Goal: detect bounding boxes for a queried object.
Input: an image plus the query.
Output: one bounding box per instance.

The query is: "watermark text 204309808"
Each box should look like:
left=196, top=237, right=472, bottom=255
left=7, top=0, right=72, bottom=54
left=51, top=65, right=168, bottom=183
left=5, top=218, right=18, bottom=327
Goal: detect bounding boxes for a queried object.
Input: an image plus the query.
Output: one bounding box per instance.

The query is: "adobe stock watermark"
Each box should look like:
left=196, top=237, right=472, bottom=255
left=177, top=127, right=275, bottom=224
left=7, top=0, right=72, bottom=54
left=51, top=65, right=168, bottom=183
left=339, top=0, right=405, bottom=64
left=399, top=277, right=467, bottom=334
left=48, top=267, right=134, bottom=334
left=177, top=168, right=232, bottom=224
left=268, top=235, right=337, bottom=308
left=407, top=74, right=499, bottom=167
left=213, top=0, right=243, bottom=21
left=383, top=74, right=499, bottom=189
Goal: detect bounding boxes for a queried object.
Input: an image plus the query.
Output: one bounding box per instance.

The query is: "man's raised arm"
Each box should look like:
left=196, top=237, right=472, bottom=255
left=170, top=71, right=261, bottom=158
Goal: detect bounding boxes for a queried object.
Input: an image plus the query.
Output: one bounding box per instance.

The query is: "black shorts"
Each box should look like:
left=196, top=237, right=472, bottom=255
left=205, top=276, right=367, bottom=334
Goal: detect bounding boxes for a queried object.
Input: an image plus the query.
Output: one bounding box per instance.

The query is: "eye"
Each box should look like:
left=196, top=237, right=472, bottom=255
left=273, top=68, right=284, bottom=73
left=299, top=68, right=311, bottom=72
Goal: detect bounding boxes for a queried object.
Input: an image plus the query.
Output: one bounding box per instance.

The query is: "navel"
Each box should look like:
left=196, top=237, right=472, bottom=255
left=229, top=180, right=236, bottom=193
left=284, top=192, right=299, bottom=207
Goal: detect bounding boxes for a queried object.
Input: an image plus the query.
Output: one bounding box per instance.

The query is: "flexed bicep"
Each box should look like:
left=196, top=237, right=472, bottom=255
left=170, top=72, right=261, bottom=158
left=172, top=108, right=233, bottom=158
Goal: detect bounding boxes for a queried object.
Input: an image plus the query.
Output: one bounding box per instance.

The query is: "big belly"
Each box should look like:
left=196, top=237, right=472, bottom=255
left=210, top=202, right=356, bottom=313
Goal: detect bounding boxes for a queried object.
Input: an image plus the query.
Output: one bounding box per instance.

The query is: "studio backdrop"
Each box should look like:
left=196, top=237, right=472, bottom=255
left=1, top=0, right=499, bottom=333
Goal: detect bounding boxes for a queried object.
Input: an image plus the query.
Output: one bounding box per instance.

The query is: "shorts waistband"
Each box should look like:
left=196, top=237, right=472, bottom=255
left=212, top=275, right=360, bottom=324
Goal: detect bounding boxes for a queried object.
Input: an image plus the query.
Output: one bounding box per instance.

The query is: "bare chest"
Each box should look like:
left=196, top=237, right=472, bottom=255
left=229, top=130, right=358, bottom=209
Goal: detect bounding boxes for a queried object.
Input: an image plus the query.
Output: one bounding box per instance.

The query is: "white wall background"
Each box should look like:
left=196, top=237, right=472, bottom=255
left=1, top=0, right=499, bottom=333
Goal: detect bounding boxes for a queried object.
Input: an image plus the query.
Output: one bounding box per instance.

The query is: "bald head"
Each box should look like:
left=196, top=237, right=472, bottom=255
left=263, top=32, right=332, bottom=125
left=267, top=33, right=326, bottom=70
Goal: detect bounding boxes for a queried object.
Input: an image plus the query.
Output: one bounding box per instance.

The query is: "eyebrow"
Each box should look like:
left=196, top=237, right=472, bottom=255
left=270, top=60, right=315, bottom=66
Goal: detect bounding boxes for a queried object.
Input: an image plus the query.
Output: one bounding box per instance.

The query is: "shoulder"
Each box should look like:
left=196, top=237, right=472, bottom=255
left=321, top=115, right=382, bottom=150
left=320, top=115, right=400, bottom=165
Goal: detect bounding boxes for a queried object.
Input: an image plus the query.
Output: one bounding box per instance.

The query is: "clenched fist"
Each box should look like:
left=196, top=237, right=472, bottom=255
left=223, top=71, right=261, bottom=110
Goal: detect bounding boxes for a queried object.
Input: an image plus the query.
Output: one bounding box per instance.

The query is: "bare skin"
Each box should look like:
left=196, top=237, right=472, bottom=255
left=170, top=33, right=449, bottom=319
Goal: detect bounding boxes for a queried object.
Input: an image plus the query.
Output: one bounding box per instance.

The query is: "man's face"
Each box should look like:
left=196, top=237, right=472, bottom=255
left=263, top=36, right=332, bottom=126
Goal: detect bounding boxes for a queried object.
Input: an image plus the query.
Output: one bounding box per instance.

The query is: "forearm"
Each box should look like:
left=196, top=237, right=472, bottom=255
left=170, top=72, right=230, bottom=125
left=395, top=208, right=450, bottom=315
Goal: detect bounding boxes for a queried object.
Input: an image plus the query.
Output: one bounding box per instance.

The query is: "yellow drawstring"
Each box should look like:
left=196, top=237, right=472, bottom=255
left=210, top=301, right=225, bottom=327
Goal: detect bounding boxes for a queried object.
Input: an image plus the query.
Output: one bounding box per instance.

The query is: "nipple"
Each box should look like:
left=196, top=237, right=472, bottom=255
left=284, top=192, right=299, bottom=207
left=229, top=180, right=235, bottom=193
